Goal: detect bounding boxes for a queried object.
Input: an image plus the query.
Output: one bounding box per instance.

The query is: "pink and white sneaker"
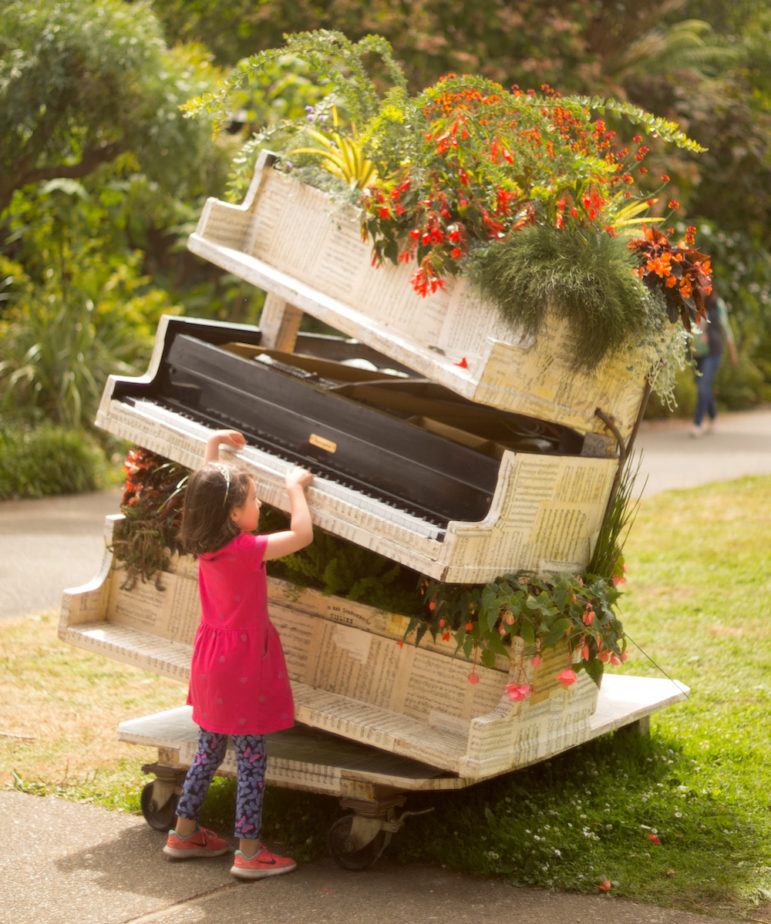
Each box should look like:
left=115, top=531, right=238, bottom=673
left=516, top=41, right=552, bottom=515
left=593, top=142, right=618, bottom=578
left=230, top=846, right=297, bottom=880
left=163, top=826, right=229, bottom=859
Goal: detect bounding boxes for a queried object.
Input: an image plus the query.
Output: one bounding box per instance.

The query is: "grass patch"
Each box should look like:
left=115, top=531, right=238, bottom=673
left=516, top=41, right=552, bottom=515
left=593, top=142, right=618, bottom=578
left=392, top=475, right=771, bottom=920
left=0, top=613, right=181, bottom=804
left=1, top=477, right=769, bottom=920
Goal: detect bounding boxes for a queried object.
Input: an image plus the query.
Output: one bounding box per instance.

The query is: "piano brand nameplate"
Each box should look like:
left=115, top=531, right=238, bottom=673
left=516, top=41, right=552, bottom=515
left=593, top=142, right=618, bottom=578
left=309, top=433, right=337, bottom=454
left=187, top=152, right=655, bottom=440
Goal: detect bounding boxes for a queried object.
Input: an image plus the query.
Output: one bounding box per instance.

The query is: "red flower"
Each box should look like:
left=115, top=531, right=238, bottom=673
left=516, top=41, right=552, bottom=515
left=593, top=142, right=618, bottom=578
left=648, top=833, right=661, bottom=845
left=599, top=879, right=612, bottom=892
left=468, top=672, right=480, bottom=684
left=505, top=682, right=531, bottom=701
left=558, top=669, right=577, bottom=687
left=455, top=356, right=469, bottom=368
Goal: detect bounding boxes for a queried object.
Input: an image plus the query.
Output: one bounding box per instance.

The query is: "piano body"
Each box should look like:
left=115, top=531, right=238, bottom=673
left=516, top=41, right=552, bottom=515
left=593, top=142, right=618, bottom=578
left=95, top=314, right=620, bottom=584
left=187, top=150, right=658, bottom=442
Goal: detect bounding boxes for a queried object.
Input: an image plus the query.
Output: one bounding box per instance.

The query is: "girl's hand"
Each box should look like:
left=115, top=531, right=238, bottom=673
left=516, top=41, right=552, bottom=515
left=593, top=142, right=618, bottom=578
left=285, top=466, right=314, bottom=491
left=216, top=430, right=246, bottom=450
left=204, top=429, right=245, bottom=463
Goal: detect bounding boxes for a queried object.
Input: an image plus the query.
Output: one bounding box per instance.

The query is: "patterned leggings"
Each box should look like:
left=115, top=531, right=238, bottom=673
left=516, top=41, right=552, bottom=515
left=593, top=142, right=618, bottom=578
left=176, top=727, right=267, bottom=839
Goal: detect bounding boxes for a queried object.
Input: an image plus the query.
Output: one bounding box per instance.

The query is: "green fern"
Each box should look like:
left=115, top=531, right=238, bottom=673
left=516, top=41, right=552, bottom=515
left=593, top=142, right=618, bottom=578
left=467, top=225, right=654, bottom=370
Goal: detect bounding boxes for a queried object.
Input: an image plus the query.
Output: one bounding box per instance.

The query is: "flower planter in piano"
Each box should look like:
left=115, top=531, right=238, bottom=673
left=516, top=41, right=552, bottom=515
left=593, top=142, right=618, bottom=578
left=60, top=518, right=599, bottom=779
left=187, top=151, right=655, bottom=443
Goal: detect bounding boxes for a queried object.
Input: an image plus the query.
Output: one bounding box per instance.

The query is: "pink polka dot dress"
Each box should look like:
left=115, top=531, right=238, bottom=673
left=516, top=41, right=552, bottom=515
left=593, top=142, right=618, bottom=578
left=186, top=532, right=294, bottom=735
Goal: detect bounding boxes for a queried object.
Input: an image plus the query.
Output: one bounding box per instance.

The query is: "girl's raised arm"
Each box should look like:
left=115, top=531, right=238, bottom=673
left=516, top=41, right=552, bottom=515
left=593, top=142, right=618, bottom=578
left=264, top=467, right=314, bottom=561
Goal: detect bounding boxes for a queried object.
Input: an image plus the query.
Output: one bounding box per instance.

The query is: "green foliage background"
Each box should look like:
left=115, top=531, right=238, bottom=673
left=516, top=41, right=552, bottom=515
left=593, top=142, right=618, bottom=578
left=1, top=0, right=770, bottom=496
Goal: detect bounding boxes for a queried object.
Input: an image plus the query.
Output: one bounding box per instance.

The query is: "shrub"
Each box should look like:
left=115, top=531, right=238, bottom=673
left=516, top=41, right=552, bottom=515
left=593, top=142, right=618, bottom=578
left=0, top=425, right=108, bottom=500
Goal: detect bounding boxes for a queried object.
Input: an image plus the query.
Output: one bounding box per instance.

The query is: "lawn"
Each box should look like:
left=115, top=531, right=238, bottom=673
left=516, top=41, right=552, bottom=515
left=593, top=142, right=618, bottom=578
left=1, top=475, right=769, bottom=921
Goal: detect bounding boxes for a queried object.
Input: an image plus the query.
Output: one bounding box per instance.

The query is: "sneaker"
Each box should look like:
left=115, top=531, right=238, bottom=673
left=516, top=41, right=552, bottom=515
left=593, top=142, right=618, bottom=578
left=230, top=846, right=297, bottom=880
left=163, top=826, right=229, bottom=859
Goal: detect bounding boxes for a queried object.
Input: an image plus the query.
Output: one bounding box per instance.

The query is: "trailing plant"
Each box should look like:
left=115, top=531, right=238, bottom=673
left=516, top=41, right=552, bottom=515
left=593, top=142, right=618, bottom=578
left=258, top=505, right=423, bottom=614
left=466, top=224, right=659, bottom=369
left=109, top=448, right=189, bottom=590
left=183, top=29, right=407, bottom=203
left=413, top=570, right=626, bottom=693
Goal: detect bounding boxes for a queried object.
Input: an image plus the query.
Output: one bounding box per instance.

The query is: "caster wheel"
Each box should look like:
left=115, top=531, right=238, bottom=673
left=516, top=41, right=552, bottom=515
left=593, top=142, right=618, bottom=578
left=327, top=814, right=387, bottom=871
left=140, top=780, right=179, bottom=831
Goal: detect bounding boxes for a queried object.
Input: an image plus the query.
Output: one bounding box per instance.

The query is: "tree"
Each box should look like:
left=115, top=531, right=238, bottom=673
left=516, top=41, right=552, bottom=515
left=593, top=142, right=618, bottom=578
left=0, top=0, right=221, bottom=217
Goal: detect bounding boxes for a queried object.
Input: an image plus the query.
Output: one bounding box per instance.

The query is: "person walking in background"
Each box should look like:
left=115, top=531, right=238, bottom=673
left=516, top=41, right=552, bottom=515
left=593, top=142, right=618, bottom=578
left=162, top=428, right=314, bottom=880
left=690, top=291, right=737, bottom=437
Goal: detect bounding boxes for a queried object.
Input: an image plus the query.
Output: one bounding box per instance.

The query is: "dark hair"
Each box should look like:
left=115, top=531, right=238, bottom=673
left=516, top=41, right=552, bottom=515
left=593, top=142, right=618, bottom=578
left=179, top=463, right=253, bottom=555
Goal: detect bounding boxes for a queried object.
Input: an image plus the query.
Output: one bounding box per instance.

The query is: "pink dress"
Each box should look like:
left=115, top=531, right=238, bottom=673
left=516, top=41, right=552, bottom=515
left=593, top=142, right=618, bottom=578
left=186, top=532, right=294, bottom=735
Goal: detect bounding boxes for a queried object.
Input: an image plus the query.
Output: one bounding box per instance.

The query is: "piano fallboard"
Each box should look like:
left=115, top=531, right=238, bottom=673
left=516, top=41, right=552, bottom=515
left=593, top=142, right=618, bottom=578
left=95, top=316, right=619, bottom=583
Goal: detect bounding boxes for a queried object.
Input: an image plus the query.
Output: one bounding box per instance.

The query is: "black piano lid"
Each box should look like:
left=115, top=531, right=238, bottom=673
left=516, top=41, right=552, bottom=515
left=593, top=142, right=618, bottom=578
left=158, top=334, right=501, bottom=526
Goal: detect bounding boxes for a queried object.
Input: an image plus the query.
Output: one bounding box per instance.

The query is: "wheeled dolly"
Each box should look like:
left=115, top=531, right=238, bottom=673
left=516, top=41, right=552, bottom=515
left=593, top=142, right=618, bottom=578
left=119, top=674, right=687, bottom=870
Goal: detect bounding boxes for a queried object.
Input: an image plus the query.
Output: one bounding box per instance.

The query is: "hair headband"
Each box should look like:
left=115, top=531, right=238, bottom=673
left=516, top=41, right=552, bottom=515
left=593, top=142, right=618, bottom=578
left=208, top=462, right=231, bottom=505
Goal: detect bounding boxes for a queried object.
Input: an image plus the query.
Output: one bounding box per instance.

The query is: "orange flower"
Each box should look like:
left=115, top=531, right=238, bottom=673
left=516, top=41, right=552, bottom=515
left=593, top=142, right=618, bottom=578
left=646, top=254, right=671, bottom=277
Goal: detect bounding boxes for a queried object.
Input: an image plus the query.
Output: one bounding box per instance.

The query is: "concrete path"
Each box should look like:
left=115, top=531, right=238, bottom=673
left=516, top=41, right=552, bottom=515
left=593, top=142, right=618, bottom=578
left=0, top=789, right=742, bottom=924
left=1, top=407, right=769, bottom=922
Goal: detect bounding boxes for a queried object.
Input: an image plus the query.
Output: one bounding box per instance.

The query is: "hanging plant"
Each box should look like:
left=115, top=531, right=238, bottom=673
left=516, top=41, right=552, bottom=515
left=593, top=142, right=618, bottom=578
left=466, top=223, right=658, bottom=370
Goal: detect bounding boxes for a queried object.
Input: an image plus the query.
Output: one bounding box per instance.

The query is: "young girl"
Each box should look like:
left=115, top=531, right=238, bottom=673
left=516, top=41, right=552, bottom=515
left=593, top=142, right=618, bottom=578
left=163, top=429, right=314, bottom=880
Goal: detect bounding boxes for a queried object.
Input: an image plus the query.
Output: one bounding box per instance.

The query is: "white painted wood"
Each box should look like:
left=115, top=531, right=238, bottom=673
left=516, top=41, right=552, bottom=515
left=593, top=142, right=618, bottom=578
left=117, top=673, right=688, bottom=794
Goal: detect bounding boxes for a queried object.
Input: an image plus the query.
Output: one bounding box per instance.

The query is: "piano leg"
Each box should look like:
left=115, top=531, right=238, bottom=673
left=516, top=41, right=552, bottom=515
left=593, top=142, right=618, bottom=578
left=259, top=292, right=303, bottom=351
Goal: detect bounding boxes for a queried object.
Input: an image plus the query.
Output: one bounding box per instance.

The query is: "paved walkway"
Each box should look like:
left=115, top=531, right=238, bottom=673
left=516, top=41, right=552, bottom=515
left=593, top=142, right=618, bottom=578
left=1, top=407, right=769, bottom=922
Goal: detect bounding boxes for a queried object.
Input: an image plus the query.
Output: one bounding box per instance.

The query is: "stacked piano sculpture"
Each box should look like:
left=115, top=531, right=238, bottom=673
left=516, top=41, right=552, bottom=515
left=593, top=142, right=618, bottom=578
left=61, top=154, right=676, bottom=787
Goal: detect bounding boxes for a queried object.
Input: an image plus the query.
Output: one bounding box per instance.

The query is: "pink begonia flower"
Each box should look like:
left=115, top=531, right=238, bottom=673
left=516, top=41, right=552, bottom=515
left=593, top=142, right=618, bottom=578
left=505, top=682, right=531, bottom=702
left=531, top=654, right=543, bottom=667
left=467, top=672, right=480, bottom=684
left=558, top=668, right=577, bottom=687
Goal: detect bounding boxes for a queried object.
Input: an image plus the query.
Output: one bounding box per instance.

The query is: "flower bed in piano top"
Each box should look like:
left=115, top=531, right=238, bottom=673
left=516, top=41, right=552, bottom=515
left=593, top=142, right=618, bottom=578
left=186, top=31, right=711, bottom=384
left=112, top=447, right=629, bottom=703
